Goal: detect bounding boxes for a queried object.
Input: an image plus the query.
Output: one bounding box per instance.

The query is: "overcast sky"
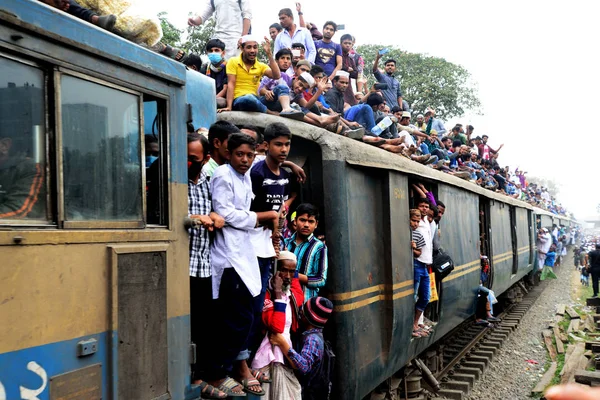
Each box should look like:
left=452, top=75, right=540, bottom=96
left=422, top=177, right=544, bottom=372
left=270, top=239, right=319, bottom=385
left=148, top=0, right=600, bottom=219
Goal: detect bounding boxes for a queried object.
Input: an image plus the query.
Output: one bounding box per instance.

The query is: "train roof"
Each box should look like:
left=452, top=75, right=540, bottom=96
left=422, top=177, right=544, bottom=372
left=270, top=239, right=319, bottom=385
left=219, top=112, right=574, bottom=215
left=1, top=0, right=187, bottom=85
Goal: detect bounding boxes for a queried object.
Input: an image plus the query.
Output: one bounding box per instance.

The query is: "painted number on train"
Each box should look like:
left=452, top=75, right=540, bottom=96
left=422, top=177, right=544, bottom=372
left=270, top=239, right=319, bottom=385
left=0, top=361, right=48, bottom=400
left=394, top=188, right=406, bottom=200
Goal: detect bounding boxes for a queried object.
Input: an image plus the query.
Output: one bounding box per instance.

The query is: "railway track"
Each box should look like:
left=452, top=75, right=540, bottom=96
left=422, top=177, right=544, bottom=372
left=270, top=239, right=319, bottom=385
left=423, top=281, right=549, bottom=400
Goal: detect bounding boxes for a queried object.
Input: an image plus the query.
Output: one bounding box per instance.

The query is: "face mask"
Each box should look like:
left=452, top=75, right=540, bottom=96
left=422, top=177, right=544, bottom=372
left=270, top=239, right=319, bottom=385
left=146, top=155, right=158, bottom=166
left=188, top=160, right=204, bottom=179
left=207, top=53, right=222, bottom=65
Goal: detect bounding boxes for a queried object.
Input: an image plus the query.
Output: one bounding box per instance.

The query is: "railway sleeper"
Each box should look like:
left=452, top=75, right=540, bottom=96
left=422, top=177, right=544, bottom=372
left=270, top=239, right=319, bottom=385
left=460, top=360, right=486, bottom=372
left=477, top=345, right=498, bottom=355
left=482, top=339, right=502, bottom=349
left=437, top=388, right=464, bottom=400
left=454, top=366, right=481, bottom=380
left=442, top=379, right=471, bottom=393
left=447, top=373, right=476, bottom=386
left=466, top=354, right=491, bottom=367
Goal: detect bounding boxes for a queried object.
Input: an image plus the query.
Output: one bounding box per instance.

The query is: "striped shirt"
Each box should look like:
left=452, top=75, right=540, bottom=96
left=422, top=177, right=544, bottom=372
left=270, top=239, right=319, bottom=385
left=188, top=172, right=212, bottom=278
left=412, top=229, right=425, bottom=250
left=285, top=233, right=328, bottom=300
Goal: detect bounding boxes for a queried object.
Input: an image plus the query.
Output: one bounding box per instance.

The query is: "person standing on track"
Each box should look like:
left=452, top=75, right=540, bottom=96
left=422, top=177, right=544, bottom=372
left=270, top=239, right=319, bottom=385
left=586, top=243, right=600, bottom=297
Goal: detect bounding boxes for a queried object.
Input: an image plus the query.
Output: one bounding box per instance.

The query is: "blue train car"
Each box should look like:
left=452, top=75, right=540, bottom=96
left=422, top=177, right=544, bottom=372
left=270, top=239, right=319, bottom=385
left=0, top=1, right=215, bottom=399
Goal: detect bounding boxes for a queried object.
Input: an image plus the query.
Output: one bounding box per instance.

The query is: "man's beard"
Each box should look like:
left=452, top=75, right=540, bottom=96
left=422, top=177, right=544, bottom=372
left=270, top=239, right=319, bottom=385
left=282, top=283, right=291, bottom=293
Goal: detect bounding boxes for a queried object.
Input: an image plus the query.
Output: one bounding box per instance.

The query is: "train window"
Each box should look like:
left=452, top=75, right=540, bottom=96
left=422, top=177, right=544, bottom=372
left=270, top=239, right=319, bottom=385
left=0, top=56, right=48, bottom=223
left=144, top=97, right=168, bottom=226
left=60, top=74, right=143, bottom=225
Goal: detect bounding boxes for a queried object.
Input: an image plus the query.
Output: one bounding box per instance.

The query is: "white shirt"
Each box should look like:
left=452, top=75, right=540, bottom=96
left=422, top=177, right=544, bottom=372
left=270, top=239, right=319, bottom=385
left=416, top=219, right=433, bottom=264
left=537, top=232, right=552, bottom=253
left=196, top=0, right=252, bottom=40
left=210, top=164, right=260, bottom=299
left=195, top=0, right=252, bottom=59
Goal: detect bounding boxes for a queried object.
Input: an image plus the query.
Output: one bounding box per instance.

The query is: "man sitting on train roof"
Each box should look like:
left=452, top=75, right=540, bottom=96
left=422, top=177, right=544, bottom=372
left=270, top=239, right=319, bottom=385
left=220, top=35, right=304, bottom=120
left=189, top=39, right=228, bottom=109
left=39, top=0, right=117, bottom=31
left=258, top=51, right=340, bottom=130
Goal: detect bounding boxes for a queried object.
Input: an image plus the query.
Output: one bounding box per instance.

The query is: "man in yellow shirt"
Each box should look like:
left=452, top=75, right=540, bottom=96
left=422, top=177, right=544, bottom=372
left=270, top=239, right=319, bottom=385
left=221, top=35, right=304, bottom=120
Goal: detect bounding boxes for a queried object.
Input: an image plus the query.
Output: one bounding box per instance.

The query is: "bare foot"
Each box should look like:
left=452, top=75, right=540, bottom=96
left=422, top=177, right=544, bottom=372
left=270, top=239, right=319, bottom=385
left=320, top=113, right=340, bottom=127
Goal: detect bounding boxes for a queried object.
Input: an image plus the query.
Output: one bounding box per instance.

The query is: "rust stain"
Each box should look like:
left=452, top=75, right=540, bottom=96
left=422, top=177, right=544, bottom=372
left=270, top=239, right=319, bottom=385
left=367, top=272, right=373, bottom=285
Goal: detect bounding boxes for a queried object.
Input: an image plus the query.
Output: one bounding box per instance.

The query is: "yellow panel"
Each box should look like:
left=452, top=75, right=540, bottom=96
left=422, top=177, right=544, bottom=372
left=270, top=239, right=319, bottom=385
left=0, top=244, right=110, bottom=354
left=0, top=183, right=191, bottom=353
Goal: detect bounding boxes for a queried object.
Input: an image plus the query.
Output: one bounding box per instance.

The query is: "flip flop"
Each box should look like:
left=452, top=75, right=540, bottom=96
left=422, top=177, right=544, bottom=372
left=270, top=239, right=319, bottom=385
left=216, top=377, right=246, bottom=397
left=251, top=369, right=272, bottom=383
left=193, top=380, right=228, bottom=399
left=241, top=378, right=265, bottom=396
left=280, top=110, right=305, bottom=121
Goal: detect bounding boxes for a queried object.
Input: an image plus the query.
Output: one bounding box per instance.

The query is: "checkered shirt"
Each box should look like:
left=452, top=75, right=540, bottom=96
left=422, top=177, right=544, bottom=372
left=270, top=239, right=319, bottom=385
left=188, top=172, right=212, bottom=278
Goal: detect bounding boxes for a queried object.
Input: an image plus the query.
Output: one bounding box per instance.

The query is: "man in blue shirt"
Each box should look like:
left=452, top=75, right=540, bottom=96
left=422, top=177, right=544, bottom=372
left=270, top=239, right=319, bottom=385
left=372, top=51, right=408, bottom=111
left=274, top=8, right=316, bottom=63
left=314, top=21, right=342, bottom=81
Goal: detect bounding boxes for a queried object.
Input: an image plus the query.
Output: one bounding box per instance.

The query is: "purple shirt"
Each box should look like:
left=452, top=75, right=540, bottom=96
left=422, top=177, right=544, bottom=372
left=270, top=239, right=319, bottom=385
left=258, top=74, right=292, bottom=95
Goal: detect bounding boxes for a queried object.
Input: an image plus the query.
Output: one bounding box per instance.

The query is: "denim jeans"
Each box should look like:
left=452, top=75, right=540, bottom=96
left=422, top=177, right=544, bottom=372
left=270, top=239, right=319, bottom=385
left=414, top=260, right=431, bottom=311
left=232, top=84, right=290, bottom=113
left=67, top=0, right=97, bottom=22
left=344, top=104, right=376, bottom=132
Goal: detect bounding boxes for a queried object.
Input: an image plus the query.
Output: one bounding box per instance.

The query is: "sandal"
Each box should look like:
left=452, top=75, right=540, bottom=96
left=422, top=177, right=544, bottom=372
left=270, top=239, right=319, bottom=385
left=326, top=121, right=343, bottom=134
left=241, top=378, right=265, bottom=396
left=193, top=380, right=228, bottom=399
left=161, top=44, right=186, bottom=61
left=280, top=110, right=305, bottom=121
left=216, top=377, right=246, bottom=397
left=251, top=369, right=272, bottom=384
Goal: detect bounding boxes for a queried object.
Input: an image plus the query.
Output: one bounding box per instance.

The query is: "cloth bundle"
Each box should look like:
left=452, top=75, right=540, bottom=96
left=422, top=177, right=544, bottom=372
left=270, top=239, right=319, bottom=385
left=78, top=0, right=162, bottom=46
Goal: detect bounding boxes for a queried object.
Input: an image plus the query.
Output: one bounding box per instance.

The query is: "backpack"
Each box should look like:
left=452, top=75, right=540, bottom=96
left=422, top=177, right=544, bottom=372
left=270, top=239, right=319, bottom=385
left=432, top=250, right=455, bottom=280
left=302, top=332, right=335, bottom=400
left=209, top=0, right=252, bottom=34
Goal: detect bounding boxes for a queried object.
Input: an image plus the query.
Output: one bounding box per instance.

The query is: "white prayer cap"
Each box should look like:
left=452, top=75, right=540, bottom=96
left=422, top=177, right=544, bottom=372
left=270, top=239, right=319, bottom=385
left=241, top=34, right=261, bottom=44
left=335, top=70, right=350, bottom=78
left=299, top=72, right=315, bottom=87
left=278, top=251, right=297, bottom=262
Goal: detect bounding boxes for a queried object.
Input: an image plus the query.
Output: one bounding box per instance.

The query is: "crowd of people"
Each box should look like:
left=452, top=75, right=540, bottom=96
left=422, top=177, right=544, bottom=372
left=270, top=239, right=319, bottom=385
left=179, top=121, right=333, bottom=398
left=574, top=235, right=600, bottom=297
left=43, top=0, right=573, bottom=218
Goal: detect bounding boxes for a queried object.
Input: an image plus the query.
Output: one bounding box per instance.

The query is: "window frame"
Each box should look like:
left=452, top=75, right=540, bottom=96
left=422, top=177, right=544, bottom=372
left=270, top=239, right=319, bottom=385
left=56, top=68, right=146, bottom=229
left=0, top=51, right=55, bottom=227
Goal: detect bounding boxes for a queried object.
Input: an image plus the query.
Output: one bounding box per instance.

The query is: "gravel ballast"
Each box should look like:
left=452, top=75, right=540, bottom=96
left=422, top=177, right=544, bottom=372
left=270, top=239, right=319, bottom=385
left=465, top=258, right=576, bottom=400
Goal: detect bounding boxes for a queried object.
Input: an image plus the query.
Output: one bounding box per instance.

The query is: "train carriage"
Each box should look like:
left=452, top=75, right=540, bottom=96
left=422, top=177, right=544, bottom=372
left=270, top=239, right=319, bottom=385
left=218, top=112, right=576, bottom=399
left=0, top=1, right=215, bottom=399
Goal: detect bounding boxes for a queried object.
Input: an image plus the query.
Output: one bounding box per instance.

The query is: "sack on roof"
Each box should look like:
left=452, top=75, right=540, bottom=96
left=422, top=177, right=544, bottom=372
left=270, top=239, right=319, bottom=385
left=78, top=0, right=163, bottom=46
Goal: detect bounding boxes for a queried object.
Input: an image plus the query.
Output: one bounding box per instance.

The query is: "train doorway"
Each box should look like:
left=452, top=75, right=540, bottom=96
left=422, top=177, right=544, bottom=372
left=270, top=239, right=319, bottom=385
left=479, top=197, right=492, bottom=288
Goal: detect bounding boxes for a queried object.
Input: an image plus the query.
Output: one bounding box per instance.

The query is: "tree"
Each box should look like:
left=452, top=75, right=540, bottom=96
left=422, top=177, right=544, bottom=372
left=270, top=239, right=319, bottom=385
left=158, top=12, right=183, bottom=48
left=182, top=16, right=217, bottom=55
left=356, top=44, right=482, bottom=121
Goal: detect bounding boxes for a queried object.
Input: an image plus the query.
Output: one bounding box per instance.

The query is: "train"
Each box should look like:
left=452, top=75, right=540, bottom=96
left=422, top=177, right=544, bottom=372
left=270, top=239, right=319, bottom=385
left=0, top=2, right=577, bottom=399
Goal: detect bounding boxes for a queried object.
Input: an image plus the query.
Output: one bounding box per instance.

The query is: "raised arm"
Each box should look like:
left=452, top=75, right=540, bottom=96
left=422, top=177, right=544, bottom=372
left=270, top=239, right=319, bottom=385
left=262, top=38, right=281, bottom=80
left=296, top=2, right=306, bottom=27
left=240, top=0, right=252, bottom=36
